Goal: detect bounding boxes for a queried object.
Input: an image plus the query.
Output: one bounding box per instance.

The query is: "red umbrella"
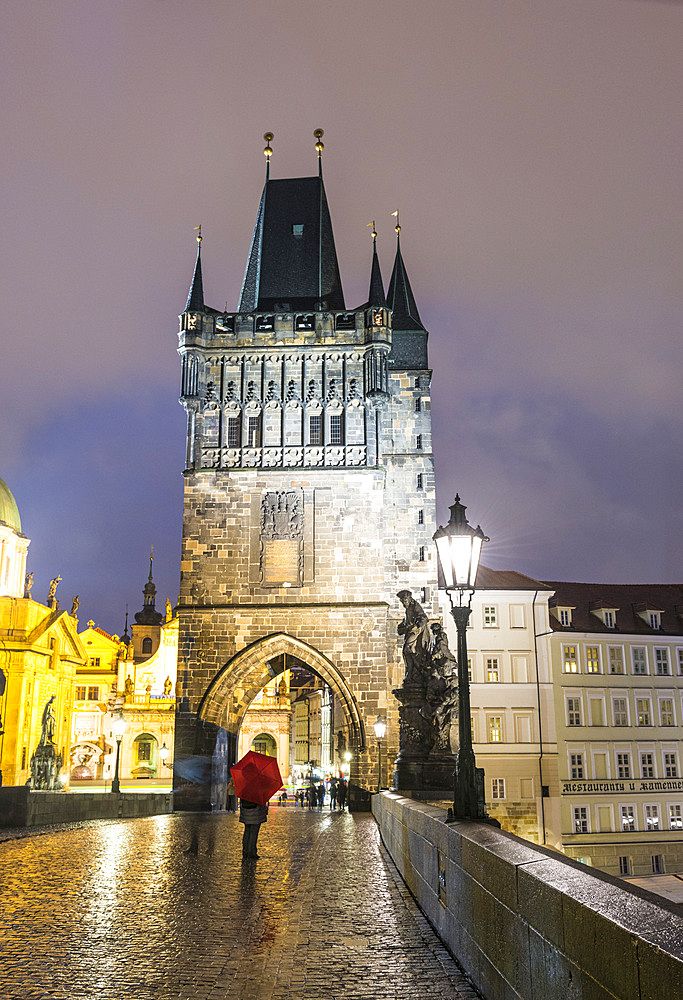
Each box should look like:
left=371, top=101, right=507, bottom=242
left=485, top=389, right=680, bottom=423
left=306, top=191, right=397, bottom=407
left=231, top=750, right=283, bottom=805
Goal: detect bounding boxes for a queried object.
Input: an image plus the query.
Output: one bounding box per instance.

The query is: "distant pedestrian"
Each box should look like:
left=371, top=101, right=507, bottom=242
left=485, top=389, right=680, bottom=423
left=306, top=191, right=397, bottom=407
left=226, top=776, right=237, bottom=812
left=316, top=781, right=325, bottom=809
left=337, top=779, right=347, bottom=810
left=239, top=798, right=268, bottom=860
left=329, top=779, right=337, bottom=810
left=308, top=783, right=316, bottom=809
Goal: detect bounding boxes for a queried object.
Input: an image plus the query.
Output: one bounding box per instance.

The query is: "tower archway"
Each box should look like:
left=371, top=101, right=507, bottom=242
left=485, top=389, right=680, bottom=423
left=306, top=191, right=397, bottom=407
left=197, top=632, right=366, bottom=752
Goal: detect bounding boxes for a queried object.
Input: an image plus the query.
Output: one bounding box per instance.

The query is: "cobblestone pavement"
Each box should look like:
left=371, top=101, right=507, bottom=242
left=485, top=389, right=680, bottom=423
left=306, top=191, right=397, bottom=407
left=0, top=808, right=481, bottom=1000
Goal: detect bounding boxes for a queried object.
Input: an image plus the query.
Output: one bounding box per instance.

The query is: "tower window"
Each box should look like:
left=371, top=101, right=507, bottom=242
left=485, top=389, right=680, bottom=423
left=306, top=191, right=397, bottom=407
left=309, top=414, right=323, bottom=446
left=415, top=397, right=422, bottom=412
left=418, top=509, right=424, bottom=525
left=418, top=546, right=425, bottom=562
left=142, top=637, right=153, bottom=655
left=292, top=224, right=304, bottom=236
left=330, top=413, right=345, bottom=446
left=416, top=434, right=423, bottom=450
left=227, top=417, right=241, bottom=448
left=248, top=415, right=262, bottom=448
left=416, top=474, right=423, bottom=490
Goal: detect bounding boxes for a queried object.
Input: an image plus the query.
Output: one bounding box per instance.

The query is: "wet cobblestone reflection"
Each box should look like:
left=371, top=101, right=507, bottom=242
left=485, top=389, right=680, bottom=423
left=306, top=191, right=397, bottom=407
left=0, top=810, right=480, bottom=999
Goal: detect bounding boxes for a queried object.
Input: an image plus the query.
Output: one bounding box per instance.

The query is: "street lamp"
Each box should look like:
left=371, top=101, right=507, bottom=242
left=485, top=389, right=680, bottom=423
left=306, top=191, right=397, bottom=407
left=159, top=742, right=170, bottom=766
left=111, top=715, right=126, bottom=794
left=433, top=494, right=489, bottom=820
left=373, top=716, right=386, bottom=793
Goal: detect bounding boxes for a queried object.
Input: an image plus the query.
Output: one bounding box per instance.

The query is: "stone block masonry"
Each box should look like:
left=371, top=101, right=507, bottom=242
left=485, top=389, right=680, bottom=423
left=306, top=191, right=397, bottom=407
left=374, top=791, right=683, bottom=1000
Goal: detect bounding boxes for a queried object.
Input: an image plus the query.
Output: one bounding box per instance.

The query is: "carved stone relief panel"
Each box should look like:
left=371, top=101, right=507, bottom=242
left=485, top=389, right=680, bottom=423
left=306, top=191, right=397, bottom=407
left=259, top=490, right=304, bottom=587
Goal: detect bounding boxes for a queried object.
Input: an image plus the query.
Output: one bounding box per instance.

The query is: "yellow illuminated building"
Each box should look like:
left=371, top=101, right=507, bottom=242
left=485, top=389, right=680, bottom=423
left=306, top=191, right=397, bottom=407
left=0, top=476, right=87, bottom=786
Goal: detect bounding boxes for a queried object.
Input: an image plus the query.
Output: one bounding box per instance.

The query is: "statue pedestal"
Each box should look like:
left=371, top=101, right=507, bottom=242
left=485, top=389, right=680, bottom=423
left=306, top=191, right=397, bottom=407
left=393, top=756, right=455, bottom=800
left=30, top=743, right=63, bottom=790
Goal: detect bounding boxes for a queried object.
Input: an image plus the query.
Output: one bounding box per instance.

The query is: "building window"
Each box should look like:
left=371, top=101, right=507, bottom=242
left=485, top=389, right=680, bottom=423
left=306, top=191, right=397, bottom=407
left=467, top=658, right=472, bottom=683
left=585, top=646, right=600, bottom=674
left=669, top=805, right=683, bottom=830
left=89, top=657, right=101, bottom=667
left=416, top=434, right=423, bottom=450
left=309, top=414, right=323, bottom=446
left=415, top=397, right=421, bottom=412
left=483, top=606, right=498, bottom=628
left=664, top=752, right=678, bottom=778
left=417, top=509, right=424, bottom=525
left=486, top=657, right=500, bottom=682
left=648, top=612, right=661, bottom=630
left=87, top=685, right=99, bottom=701
left=488, top=716, right=502, bottom=742
left=567, top=697, right=582, bottom=727
left=142, top=637, right=153, bottom=655
left=632, top=647, right=647, bottom=675
left=604, top=610, right=616, bottom=629
left=677, top=648, right=683, bottom=675
left=616, top=753, right=631, bottom=779
left=654, top=648, right=670, bottom=676
left=418, top=546, right=425, bottom=562
left=416, top=474, right=423, bottom=490
left=227, top=417, right=241, bottom=448
left=651, top=855, right=664, bottom=874
left=491, top=778, right=506, bottom=799
left=645, top=805, right=660, bottom=832
left=660, top=698, right=674, bottom=727
left=21, top=746, right=27, bottom=769
left=620, top=805, right=635, bottom=832
left=559, top=608, right=572, bottom=627
left=612, top=698, right=628, bottom=727
left=608, top=647, right=624, bottom=674
left=75, top=685, right=87, bottom=701
left=471, top=716, right=476, bottom=743
left=618, top=856, right=632, bottom=875
left=420, top=587, right=429, bottom=604
left=329, top=413, right=345, bottom=445
left=137, top=741, right=152, bottom=762
left=570, top=753, right=584, bottom=780
left=248, top=414, right=262, bottom=448
left=636, top=698, right=651, bottom=726
left=563, top=645, right=578, bottom=673
left=573, top=807, right=588, bottom=833
left=640, top=753, right=655, bottom=779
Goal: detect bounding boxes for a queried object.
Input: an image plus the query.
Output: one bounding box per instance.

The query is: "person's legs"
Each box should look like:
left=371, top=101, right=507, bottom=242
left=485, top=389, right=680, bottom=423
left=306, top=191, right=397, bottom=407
left=244, top=823, right=260, bottom=858
left=242, top=824, right=251, bottom=858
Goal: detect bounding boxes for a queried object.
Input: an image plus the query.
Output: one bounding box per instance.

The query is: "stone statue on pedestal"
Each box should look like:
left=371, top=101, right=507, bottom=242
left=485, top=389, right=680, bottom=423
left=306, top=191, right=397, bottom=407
left=47, top=576, right=62, bottom=609
left=29, top=695, right=63, bottom=790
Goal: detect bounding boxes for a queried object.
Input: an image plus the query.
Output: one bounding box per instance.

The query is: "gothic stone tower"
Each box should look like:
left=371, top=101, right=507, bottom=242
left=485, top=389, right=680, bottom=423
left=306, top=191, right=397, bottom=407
left=175, top=137, right=437, bottom=807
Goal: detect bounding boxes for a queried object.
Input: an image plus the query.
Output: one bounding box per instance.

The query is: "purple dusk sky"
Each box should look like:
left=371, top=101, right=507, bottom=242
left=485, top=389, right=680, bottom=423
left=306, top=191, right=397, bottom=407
left=1, top=1, right=681, bottom=634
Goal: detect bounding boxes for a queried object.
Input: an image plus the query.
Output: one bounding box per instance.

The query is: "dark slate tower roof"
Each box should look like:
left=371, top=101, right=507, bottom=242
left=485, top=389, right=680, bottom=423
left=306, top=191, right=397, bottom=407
left=387, top=234, right=429, bottom=370
left=387, top=236, right=424, bottom=331
left=367, top=236, right=386, bottom=308
left=239, top=176, right=345, bottom=312
left=185, top=235, right=205, bottom=312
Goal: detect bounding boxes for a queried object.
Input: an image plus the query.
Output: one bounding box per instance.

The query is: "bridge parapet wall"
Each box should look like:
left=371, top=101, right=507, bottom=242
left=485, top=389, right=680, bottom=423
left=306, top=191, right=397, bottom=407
left=373, top=791, right=683, bottom=1000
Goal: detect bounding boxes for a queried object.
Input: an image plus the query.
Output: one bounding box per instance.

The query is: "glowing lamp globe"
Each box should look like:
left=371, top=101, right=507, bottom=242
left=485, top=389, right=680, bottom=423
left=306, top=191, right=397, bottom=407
left=433, top=495, right=488, bottom=593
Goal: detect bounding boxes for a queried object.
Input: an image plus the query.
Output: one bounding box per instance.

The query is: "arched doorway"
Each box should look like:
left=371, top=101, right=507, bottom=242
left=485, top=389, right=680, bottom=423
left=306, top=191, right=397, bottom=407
left=251, top=733, right=277, bottom=755
left=180, top=633, right=368, bottom=810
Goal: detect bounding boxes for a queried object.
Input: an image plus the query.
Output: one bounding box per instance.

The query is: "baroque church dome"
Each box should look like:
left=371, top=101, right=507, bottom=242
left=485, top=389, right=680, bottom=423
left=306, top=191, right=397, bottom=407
left=0, top=477, right=22, bottom=533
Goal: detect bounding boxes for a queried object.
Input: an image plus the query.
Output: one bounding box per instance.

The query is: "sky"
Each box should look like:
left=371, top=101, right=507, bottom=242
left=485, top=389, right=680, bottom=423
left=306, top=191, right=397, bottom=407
left=1, top=0, right=681, bottom=634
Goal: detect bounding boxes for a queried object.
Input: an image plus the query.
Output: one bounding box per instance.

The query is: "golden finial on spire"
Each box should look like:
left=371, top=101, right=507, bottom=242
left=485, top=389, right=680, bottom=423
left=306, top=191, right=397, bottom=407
left=263, top=132, right=274, bottom=159
left=314, top=128, right=325, bottom=156
left=392, top=210, right=401, bottom=236
left=367, top=220, right=377, bottom=241
left=194, top=224, right=202, bottom=244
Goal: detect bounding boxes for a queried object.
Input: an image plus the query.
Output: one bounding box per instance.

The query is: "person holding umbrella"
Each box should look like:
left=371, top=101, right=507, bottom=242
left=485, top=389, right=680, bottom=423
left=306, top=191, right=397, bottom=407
left=230, top=750, right=283, bottom=861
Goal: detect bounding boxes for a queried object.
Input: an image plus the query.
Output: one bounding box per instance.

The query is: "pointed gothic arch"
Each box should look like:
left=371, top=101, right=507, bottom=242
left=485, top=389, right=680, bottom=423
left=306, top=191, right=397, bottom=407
left=197, top=632, right=366, bottom=751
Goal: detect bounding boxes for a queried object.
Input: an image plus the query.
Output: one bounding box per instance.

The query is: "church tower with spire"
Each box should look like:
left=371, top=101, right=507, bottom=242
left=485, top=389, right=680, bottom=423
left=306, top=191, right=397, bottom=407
left=175, top=133, right=437, bottom=804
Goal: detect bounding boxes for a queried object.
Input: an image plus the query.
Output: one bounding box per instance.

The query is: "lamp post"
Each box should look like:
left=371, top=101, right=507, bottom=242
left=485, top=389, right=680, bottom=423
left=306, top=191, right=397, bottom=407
left=111, top=716, right=126, bottom=794
left=373, top=716, right=386, bottom=792
left=159, top=741, right=170, bottom=768
left=433, top=494, right=489, bottom=820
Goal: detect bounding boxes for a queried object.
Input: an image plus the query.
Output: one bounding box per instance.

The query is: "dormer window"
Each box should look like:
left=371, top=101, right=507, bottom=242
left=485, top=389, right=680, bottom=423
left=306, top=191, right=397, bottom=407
left=649, top=612, right=661, bottom=630
left=559, top=609, right=572, bottom=627
left=589, top=601, right=619, bottom=629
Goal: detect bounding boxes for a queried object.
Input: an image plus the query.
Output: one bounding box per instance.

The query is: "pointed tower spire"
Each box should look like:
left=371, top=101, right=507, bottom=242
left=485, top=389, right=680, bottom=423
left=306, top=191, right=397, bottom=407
left=387, top=213, right=424, bottom=331
left=134, top=548, right=163, bottom=625
left=263, top=131, right=274, bottom=181
left=367, top=221, right=386, bottom=307
left=121, top=604, right=131, bottom=646
left=314, top=128, right=324, bottom=178
left=185, top=226, right=204, bottom=312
